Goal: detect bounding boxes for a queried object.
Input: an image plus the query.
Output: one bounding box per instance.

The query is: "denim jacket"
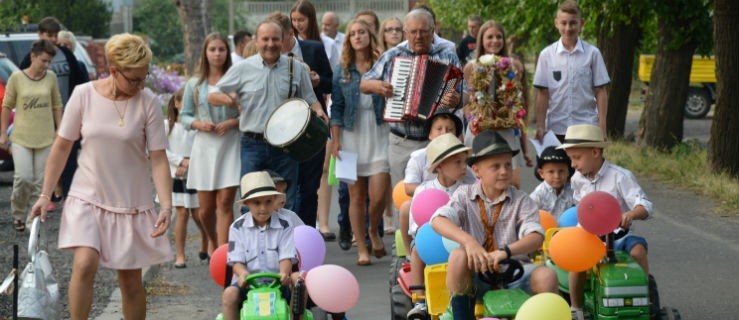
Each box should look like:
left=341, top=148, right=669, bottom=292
left=180, top=77, right=239, bottom=130
left=329, top=64, right=384, bottom=130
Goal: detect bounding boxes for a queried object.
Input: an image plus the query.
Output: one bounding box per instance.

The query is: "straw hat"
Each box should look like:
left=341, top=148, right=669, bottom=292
left=466, top=130, right=519, bottom=166
left=426, top=133, right=471, bottom=173
left=238, top=171, right=283, bottom=203
left=558, top=124, right=608, bottom=149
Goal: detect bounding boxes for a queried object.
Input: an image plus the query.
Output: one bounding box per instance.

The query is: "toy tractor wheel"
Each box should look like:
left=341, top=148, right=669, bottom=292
left=389, top=256, right=404, bottom=286
left=648, top=274, right=661, bottom=319
left=658, top=307, right=681, bottom=320
left=390, top=284, right=412, bottom=320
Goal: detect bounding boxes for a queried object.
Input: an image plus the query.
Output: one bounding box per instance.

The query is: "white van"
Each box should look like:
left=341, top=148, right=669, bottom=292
left=0, top=32, right=97, bottom=79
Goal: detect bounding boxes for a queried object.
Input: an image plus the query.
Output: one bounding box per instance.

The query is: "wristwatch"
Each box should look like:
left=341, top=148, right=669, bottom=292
left=499, top=245, right=512, bottom=259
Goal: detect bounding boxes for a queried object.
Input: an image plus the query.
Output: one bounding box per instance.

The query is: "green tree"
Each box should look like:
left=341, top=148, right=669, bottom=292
left=708, top=0, right=739, bottom=177
left=133, top=0, right=184, bottom=63
left=0, top=0, right=111, bottom=37
left=581, top=0, right=653, bottom=139
left=638, top=0, right=713, bottom=150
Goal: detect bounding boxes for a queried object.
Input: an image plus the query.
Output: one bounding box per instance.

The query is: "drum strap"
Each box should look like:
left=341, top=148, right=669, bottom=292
left=288, top=53, right=295, bottom=98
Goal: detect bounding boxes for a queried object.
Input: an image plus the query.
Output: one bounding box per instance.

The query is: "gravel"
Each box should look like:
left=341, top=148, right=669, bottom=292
left=0, top=170, right=117, bottom=319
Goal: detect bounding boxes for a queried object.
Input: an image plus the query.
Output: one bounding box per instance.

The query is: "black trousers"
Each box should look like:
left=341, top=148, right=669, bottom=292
left=296, top=146, right=325, bottom=228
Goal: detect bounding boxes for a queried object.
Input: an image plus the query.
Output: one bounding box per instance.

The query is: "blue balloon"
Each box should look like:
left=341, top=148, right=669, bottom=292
left=415, top=224, right=449, bottom=265
left=442, top=236, right=460, bottom=254
left=558, top=206, right=579, bottom=227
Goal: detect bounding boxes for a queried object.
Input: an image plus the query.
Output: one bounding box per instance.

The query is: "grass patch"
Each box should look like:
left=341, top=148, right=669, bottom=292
left=605, top=140, right=739, bottom=213
left=145, top=274, right=192, bottom=296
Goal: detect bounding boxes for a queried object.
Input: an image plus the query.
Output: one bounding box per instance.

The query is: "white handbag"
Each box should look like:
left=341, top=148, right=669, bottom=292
left=17, top=216, right=59, bottom=320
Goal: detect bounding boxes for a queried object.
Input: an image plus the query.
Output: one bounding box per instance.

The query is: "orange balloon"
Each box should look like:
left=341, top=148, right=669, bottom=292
left=392, top=180, right=412, bottom=209
left=539, top=210, right=557, bottom=232
left=549, top=227, right=605, bottom=272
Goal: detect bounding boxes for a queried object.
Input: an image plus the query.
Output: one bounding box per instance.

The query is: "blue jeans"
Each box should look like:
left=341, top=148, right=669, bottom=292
left=240, top=136, right=299, bottom=212
left=296, top=146, right=325, bottom=228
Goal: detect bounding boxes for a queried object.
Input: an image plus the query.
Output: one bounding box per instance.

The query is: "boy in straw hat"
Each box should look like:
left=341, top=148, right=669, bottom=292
left=398, top=111, right=477, bottom=253
left=559, top=124, right=653, bottom=318
left=222, top=171, right=301, bottom=320
left=406, top=132, right=472, bottom=318
left=529, top=146, right=576, bottom=219
left=431, top=130, right=558, bottom=320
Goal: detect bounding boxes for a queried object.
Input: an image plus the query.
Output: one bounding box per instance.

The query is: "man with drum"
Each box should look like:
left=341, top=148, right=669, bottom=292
left=360, top=8, right=462, bottom=189
left=208, top=20, right=328, bottom=213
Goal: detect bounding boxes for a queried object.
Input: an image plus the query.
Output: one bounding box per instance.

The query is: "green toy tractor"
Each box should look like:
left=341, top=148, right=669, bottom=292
left=547, top=232, right=681, bottom=320
left=216, top=273, right=314, bottom=320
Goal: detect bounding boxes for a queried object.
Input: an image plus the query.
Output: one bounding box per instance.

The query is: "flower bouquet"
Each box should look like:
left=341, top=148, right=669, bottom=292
left=466, top=54, right=526, bottom=135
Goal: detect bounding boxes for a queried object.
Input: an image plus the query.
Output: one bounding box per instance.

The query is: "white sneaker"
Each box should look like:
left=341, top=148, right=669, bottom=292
left=407, top=302, right=428, bottom=319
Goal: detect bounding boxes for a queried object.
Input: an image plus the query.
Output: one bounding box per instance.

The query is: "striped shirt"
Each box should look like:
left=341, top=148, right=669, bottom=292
left=529, top=182, right=576, bottom=219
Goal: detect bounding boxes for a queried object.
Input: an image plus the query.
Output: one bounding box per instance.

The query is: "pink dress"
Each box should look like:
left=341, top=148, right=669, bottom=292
left=57, top=83, right=172, bottom=269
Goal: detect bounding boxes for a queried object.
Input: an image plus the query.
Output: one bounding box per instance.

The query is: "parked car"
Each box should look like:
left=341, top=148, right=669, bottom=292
left=0, top=32, right=97, bottom=80
left=0, top=52, right=19, bottom=171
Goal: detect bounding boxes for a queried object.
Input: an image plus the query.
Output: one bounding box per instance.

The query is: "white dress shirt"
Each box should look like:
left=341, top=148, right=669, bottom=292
left=529, top=181, right=576, bottom=218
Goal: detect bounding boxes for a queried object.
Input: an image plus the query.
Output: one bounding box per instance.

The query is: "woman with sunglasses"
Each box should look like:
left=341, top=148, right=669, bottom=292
left=31, top=33, right=172, bottom=320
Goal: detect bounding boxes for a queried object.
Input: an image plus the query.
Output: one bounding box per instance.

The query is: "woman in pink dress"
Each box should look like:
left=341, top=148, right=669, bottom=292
left=31, top=33, right=172, bottom=320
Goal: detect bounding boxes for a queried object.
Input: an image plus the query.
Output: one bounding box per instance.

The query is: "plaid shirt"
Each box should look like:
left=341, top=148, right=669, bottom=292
left=432, top=183, right=543, bottom=260
left=362, top=43, right=461, bottom=139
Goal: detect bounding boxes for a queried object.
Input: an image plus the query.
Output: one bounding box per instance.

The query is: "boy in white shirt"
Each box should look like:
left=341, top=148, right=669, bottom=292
left=399, top=111, right=476, bottom=252
left=560, top=124, right=653, bottom=319
left=406, top=133, right=472, bottom=319
left=529, top=146, right=575, bottom=218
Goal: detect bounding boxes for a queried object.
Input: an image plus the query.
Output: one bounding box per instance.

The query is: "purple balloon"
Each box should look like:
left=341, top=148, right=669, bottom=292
left=294, top=226, right=326, bottom=271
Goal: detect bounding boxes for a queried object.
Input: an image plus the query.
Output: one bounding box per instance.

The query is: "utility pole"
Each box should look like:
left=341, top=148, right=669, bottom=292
left=229, top=0, right=234, bottom=36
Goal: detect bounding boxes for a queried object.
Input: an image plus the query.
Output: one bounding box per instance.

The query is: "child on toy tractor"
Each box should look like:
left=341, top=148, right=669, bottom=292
left=430, top=131, right=559, bottom=320
left=221, top=172, right=307, bottom=320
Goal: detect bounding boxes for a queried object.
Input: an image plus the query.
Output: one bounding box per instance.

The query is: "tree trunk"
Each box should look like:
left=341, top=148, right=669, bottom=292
left=637, top=14, right=697, bottom=151
left=175, top=0, right=212, bottom=72
left=596, top=5, right=643, bottom=140
left=708, top=0, right=739, bottom=177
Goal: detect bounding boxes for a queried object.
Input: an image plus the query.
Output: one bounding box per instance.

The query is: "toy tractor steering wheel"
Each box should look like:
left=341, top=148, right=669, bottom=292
left=245, top=272, right=282, bottom=289
left=478, top=259, right=525, bottom=286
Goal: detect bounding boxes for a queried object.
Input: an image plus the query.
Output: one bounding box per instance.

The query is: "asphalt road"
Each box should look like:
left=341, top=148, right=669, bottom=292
left=2, top=111, right=736, bottom=320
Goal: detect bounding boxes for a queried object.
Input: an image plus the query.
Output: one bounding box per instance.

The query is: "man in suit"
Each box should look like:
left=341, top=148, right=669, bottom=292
left=268, top=12, right=333, bottom=231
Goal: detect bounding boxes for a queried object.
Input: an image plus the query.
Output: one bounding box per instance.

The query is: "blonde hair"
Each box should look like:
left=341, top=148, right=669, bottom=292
left=105, top=33, right=152, bottom=70
left=379, top=17, right=403, bottom=51
left=339, top=19, right=379, bottom=78
left=242, top=41, right=258, bottom=58
left=57, top=30, right=77, bottom=50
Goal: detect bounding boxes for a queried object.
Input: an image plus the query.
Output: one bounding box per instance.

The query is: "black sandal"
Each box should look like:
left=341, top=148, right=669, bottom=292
left=14, top=220, right=25, bottom=232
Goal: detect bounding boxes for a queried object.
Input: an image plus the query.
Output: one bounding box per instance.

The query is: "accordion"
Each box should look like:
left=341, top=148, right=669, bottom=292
left=383, top=55, right=463, bottom=123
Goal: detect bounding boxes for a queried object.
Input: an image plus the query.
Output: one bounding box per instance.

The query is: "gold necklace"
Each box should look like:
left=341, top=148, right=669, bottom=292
left=112, top=98, right=129, bottom=127
left=111, top=79, right=128, bottom=127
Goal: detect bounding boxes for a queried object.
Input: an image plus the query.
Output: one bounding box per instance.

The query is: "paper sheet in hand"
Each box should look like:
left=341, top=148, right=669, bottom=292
left=529, top=131, right=561, bottom=156
left=335, top=151, right=358, bottom=184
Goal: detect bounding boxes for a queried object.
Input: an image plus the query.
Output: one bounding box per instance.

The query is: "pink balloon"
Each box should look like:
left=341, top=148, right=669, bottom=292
left=577, top=191, right=622, bottom=236
left=306, top=264, right=360, bottom=313
left=411, top=189, right=450, bottom=226
left=294, top=226, right=326, bottom=271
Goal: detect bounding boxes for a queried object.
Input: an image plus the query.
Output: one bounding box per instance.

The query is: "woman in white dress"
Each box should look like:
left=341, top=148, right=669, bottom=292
left=181, top=33, right=240, bottom=255
left=329, top=19, right=390, bottom=266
